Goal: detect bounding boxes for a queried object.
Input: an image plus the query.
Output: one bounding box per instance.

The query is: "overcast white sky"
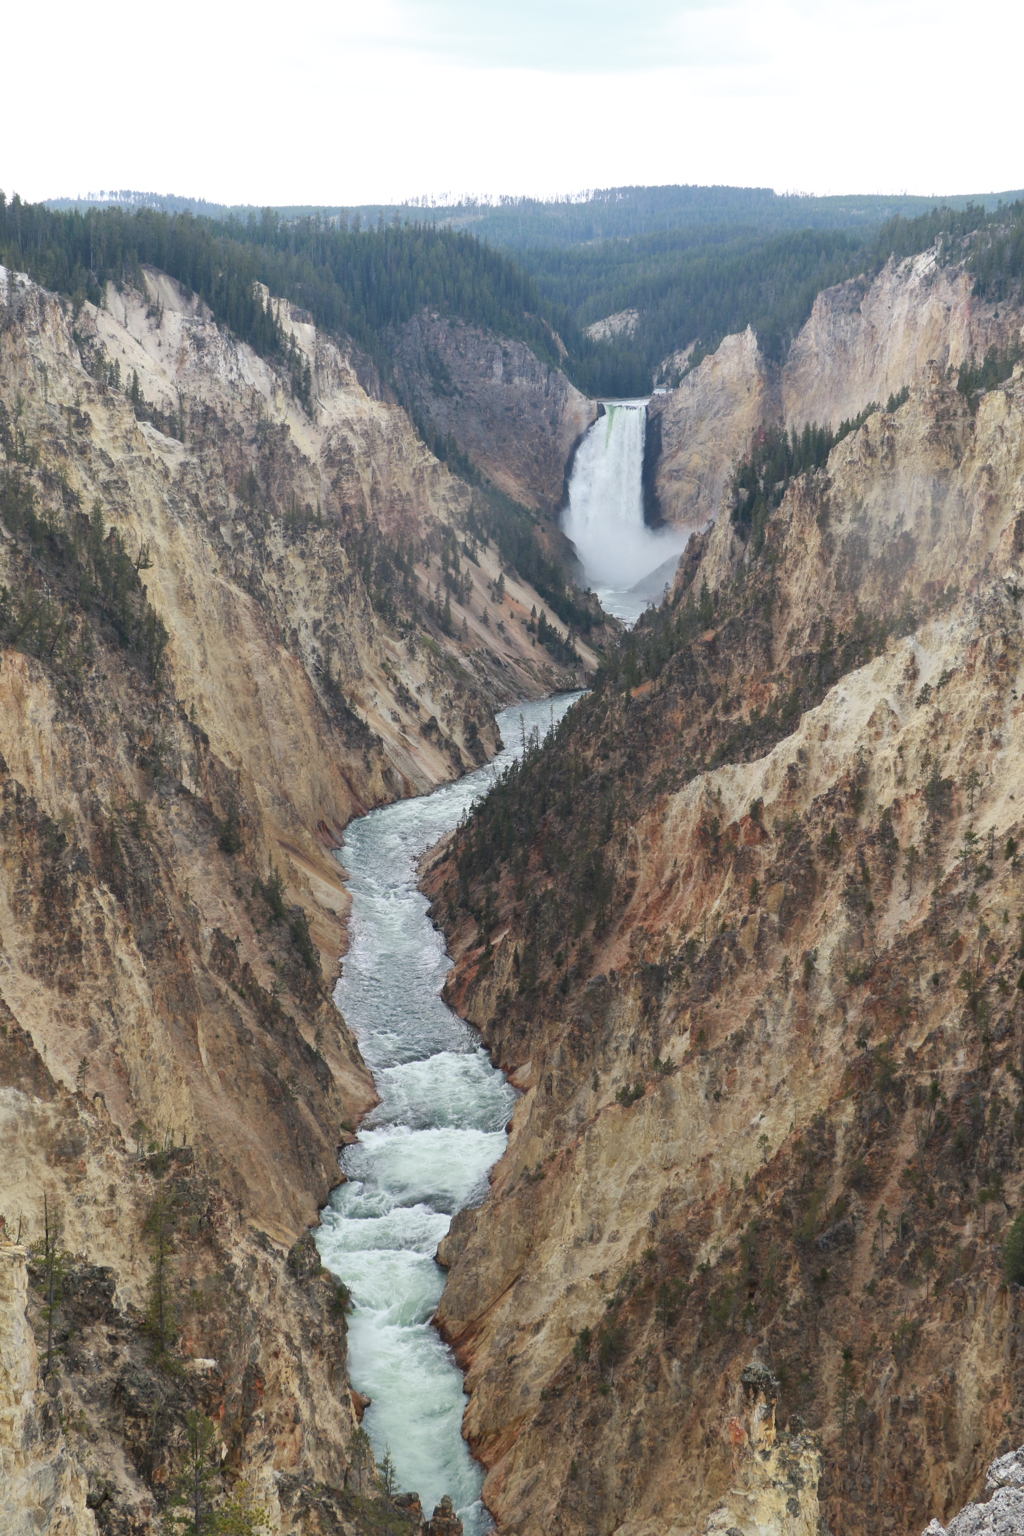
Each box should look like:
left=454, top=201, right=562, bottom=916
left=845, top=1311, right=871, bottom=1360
left=6, top=0, right=1023, bottom=206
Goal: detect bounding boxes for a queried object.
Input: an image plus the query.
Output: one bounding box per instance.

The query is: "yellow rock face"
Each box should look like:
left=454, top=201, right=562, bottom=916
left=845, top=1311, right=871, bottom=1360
left=649, top=244, right=1022, bottom=583
left=0, top=261, right=595, bottom=1531
left=430, top=349, right=1024, bottom=1536
left=648, top=326, right=773, bottom=540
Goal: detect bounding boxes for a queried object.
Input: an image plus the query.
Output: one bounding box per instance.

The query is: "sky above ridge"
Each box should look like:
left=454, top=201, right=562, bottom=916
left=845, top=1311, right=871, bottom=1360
left=5, top=0, right=1023, bottom=206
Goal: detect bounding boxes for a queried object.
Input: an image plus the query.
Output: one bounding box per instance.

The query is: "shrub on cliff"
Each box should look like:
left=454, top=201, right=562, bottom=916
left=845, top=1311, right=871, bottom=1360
left=218, top=803, right=242, bottom=855
left=260, top=864, right=287, bottom=922
left=289, top=909, right=318, bottom=971
left=1003, top=1211, right=1024, bottom=1285
left=143, top=1189, right=178, bottom=1356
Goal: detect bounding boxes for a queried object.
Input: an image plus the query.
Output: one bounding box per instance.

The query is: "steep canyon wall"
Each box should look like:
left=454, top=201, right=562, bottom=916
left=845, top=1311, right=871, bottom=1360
left=430, top=349, right=1024, bottom=1536
left=647, top=247, right=1021, bottom=553
left=0, top=265, right=593, bottom=1534
left=390, top=313, right=598, bottom=513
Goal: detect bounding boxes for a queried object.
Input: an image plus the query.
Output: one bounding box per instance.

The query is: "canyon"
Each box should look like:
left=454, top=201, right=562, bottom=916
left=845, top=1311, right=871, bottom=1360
left=3, top=210, right=1024, bottom=1536
left=0, top=260, right=594, bottom=1535
left=427, top=251, right=1024, bottom=1536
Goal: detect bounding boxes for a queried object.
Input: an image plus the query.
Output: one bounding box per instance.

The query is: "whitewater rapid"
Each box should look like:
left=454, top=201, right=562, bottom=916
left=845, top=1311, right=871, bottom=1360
left=562, top=399, right=688, bottom=626
left=316, top=693, right=582, bottom=1533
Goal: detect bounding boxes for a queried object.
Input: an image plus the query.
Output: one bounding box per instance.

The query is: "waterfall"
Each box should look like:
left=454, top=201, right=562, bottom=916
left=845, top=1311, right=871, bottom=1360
left=562, top=400, right=688, bottom=625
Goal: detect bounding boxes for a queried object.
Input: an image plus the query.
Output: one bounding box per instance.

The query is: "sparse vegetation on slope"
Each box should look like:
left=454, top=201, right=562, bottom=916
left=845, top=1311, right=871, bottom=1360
left=428, top=363, right=1024, bottom=1536
left=0, top=248, right=600, bottom=1534
left=525, top=200, right=1020, bottom=384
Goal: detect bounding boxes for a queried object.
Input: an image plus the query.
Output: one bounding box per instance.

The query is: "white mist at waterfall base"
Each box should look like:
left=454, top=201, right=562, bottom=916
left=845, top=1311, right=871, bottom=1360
left=316, top=694, right=582, bottom=1534
left=562, top=400, right=689, bottom=626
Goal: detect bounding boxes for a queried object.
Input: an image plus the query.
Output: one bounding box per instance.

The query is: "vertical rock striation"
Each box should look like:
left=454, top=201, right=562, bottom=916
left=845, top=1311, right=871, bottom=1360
left=780, top=250, right=1013, bottom=433
left=428, top=358, right=1024, bottom=1536
left=390, top=313, right=598, bottom=512
left=646, top=326, right=775, bottom=536
left=0, top=261, right=594, bottom=1533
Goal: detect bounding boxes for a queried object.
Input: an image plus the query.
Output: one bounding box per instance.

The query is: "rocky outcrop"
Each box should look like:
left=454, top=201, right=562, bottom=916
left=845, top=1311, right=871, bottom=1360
left=923, top=1444, right=1024, bottom=1534
left=585, top=310, right=639, bottom=343
left=390, top=313, right=597, bottom=511
left=423, top=1494, right=464, bottom=1535
left=702, top=1364, right=822, bottom=1536
left=781, top=249, right=1015, bottom=432
left=428, top=362, right=1024, bottom=1536
left=647, top=248, right=1022, bottom=548
left=646, top=326, right=774, bottom=534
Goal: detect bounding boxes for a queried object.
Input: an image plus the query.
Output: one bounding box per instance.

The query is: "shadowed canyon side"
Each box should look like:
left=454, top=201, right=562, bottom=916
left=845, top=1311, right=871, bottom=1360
left=390, top=313, right=598, bottom=513
left=0, top=260, right=597, bottom=1534
left=427, top=332, right=1024, bottom=1536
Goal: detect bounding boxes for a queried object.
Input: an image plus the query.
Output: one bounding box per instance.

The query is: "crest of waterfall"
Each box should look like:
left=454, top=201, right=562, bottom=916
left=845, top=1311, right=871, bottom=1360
left=562, top=400, right=688, bottom=624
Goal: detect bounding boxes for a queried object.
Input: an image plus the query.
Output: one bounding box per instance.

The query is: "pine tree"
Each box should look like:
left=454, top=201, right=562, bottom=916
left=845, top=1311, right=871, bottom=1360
left=213, top=1482, right=270, bottom=1535
left=143, top=1188, right=177, bottom=1354
left=218, top=802, right=242, bottom=855
left=167, top=1412, right=220, bottom=1536
left=377, top=1446, right=397, bottom=1536
left=1004, top=1210, right=1024, bottom=1285
left=31, top=1193, right=70, bottom=1377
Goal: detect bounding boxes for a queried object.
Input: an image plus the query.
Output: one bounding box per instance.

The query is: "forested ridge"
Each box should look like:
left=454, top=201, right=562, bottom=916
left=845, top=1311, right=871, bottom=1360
left=6, top=191, right=1024, bottom=403
left=48, top=181, right=1024, bottom=246
left=524, top=200, right=1024, bottom=381
left=427, top=183, right=1024, bottom=247
left=0, top=196, right=563, bottom=370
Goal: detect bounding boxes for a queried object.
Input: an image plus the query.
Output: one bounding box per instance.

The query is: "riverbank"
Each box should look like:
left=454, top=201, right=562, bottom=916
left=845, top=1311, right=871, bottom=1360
left=316, top=694, right=583, bottom=1532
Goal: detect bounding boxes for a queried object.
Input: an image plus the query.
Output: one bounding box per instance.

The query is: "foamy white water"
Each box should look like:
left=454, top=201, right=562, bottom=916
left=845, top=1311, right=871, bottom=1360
left=562, top=399, right=689, bottom=626
left=316, top=694, right=582, bottom=1533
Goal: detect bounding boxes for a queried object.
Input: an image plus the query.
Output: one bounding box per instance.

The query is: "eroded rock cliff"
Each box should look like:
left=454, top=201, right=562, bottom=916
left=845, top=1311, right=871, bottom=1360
left=428, top=362, right=1024, bottom=1536
left=0, top=262, right=594, bottom=1534
left=648, top=246, right=1022, bottom=546
left=780, top=249, right=1013, bottom=433
left=390, top=313, right=597, bottom=512
left=645, top=327, right=774, bottom=536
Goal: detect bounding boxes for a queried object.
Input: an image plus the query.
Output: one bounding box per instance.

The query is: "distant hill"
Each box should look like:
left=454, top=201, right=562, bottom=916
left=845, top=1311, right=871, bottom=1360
left=392, top=184, right=1024, bottom=249
left=45, top=183, right=1024, bottom=247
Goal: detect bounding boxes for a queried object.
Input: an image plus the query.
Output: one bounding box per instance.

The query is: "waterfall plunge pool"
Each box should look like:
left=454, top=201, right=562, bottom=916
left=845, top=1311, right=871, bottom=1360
left=316, top=692, right=583, bottom=1533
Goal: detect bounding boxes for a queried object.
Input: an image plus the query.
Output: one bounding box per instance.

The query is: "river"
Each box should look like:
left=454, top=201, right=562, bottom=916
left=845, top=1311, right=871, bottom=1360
left=316, top=692, right=583, bottom=1532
